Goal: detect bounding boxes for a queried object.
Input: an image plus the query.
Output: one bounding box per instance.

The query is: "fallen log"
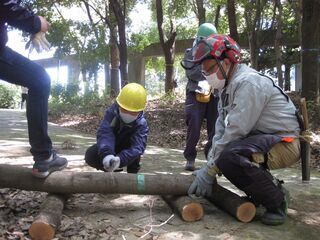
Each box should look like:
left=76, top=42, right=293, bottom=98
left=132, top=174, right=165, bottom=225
left=0, top=164, right=193, bottom=195
left=29, top=193, right=69, bottom=240
left=0, top=164, right=255, bottom=223
left=162, top=195, right=204, bottom=222
left=206, top=184, right=256, bottom=223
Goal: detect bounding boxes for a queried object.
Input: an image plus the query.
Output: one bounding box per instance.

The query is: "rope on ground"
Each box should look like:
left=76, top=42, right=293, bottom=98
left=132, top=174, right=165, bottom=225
left=140, top=197, right=175, bottom=239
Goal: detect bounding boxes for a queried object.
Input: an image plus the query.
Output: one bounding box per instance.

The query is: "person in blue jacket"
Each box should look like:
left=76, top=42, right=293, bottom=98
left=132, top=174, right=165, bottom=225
left=85, top=83, right=149, bottom=173
left=0, top=0, right=67, bottom=178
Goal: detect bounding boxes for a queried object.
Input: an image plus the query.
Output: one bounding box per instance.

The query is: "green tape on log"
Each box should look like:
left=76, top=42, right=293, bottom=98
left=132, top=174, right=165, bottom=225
left=137, top=174, right=145, bottom=194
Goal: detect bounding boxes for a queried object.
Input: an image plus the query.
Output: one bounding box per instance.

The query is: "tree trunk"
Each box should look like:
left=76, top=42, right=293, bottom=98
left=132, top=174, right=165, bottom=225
left=301, top=0, right=320, bottom=102
left=81, top=69, right=89, bottom=95
left=206, top=184, right=256, bottom=223
left=104, top=61, right=110, bottom=93
left=247, top=0, right=262, bottom=69
left=162, top=195, right=204, bottom=222
left=156, top=0, right=177, bottom=93
left=214, top=5, right=221, bottom=31
left=109, top=11, right=120, bottom=97
left=275, top=0, right=283, bottom=88
left=110, top=0, right=129, bottom=87
left=227, top=0, right=239, bottom=42
left=196, top=0, right=206, bottom=25
left=284, top=63, right=291, bottom=91
left=29, top=193, right=69, bottom=240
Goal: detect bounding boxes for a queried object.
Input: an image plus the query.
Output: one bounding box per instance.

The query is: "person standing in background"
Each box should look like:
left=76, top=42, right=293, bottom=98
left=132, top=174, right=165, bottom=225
left=20, top=86, right=28, bottom=109
left=182, top=23, right=219, bottom=171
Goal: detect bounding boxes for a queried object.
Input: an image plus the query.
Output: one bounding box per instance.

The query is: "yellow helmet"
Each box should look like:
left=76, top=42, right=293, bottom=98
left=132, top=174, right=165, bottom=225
left=116, top=83, right=147, bottom=112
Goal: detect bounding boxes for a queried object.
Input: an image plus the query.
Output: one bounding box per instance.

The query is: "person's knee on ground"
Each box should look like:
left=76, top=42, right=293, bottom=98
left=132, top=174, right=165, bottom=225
left=216, top=149, right=287, bottom=225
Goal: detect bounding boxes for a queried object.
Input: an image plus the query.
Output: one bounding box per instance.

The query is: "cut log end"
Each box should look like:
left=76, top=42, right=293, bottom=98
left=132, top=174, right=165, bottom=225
left=181, top=202, right=204, bottom=222
left=236, top=202, right=256, bottom=223
left=29, top=221, right=55, bottom=240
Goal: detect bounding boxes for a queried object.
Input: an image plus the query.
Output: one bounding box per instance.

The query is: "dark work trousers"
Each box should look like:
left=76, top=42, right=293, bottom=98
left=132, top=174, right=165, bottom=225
left=184, top=91, right=219, bottom=162
left=0, top=47, right=52, bottom=161
left=216, top=134, right=284, bottom=210
left=85, top=144, right=141, bottom=173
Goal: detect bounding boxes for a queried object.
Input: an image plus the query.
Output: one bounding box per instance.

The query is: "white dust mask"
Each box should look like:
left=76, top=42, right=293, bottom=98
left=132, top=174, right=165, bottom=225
left=120, top=111, right=138, bottom=123
left=205, top=72, right=226, bottom=90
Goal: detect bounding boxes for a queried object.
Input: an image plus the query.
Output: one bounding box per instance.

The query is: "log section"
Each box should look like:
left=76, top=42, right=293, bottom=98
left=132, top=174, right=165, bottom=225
left=162, top=195, right=204, bottom=222
left=207, top=184, right=256, bottom=223
left=29, top=193, right=68, bottom=240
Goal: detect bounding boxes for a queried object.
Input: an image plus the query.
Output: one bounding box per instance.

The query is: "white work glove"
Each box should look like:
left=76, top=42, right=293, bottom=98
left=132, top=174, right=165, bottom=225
left=103, top=155, right=121, bottom=172
left=188, top=165, right=217, bottom=197
left=25, top=32, right=51, bottom=54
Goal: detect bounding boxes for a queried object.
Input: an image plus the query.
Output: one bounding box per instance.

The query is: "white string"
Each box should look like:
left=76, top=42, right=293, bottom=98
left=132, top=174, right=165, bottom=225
left=140, top=214, right=175, bottom=239
left=139, top=198, right=175, bottom=239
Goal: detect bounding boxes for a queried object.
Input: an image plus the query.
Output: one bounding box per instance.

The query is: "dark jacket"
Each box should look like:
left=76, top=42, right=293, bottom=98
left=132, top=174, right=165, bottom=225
left=184, top=48, right=218, bottom=96
left=184, top=48, right=206, bottom=93
left=97, top=103, right=149, bottom=167
left=0, top=0, right=41, bottom=49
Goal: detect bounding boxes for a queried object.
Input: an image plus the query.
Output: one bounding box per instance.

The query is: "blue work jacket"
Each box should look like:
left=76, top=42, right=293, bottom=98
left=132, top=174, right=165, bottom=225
left=97, top=103, right=149, bottom=167
left=0, top=0, right=41, bottom=49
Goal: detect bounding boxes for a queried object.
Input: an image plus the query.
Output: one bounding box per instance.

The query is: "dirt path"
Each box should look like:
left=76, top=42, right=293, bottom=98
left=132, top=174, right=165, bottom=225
left=1, top=109, right=320, bottom=240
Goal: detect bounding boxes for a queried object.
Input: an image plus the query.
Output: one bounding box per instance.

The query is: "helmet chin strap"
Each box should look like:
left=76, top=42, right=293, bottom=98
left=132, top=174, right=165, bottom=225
left=216, top=59, right=235, bottom=88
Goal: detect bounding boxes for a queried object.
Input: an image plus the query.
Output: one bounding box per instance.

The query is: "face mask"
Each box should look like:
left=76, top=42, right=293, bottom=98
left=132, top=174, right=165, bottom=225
left=205, top=72, right=226, bottom=90
left=119, top=111, right=138, bottom=123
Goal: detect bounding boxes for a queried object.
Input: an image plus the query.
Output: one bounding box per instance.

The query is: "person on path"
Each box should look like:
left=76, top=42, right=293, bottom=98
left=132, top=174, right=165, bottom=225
left=0, top=0, right=68, bottom=178
left=20, top=86, right=28, bottom=109
left=183, top=23, right=219, bottom=171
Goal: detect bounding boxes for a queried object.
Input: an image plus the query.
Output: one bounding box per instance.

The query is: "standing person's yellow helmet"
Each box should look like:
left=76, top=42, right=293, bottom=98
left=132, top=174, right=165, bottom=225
left=116, top=83, right=147, bottom=112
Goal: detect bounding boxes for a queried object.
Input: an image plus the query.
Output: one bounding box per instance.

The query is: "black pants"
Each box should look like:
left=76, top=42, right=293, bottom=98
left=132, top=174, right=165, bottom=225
left=85, top=144, right=141, bottom=173
left=216, top=134, right=284, bottom=210
left=0, top=47, right=52, bottom=161
left=184, top=92, right=219, bottom=162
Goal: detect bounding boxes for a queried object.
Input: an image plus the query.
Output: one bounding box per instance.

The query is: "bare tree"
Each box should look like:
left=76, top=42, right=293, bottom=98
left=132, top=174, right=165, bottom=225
left=156, top=0, right=177, bottom=93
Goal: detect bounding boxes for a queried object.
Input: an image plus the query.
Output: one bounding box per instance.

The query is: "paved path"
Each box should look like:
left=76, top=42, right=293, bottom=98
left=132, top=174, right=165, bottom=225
left=0, top=109, right=320, bottom=239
